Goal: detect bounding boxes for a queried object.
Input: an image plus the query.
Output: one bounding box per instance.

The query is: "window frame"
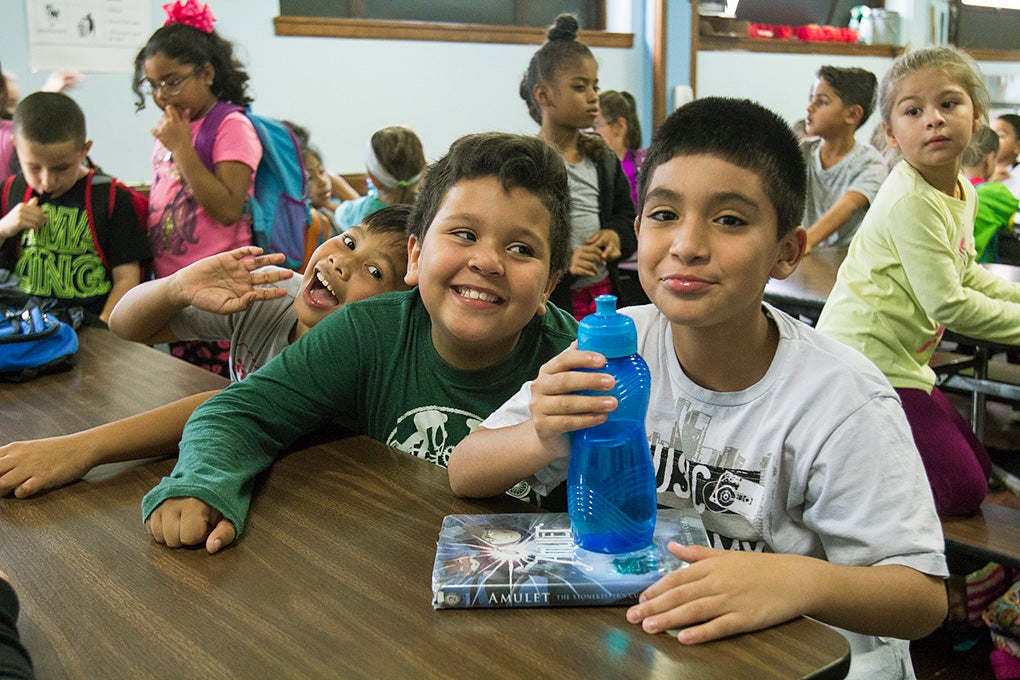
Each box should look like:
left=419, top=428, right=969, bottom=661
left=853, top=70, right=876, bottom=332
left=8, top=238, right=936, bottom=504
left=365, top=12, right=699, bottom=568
left=274, top=1, right=632, bottom=49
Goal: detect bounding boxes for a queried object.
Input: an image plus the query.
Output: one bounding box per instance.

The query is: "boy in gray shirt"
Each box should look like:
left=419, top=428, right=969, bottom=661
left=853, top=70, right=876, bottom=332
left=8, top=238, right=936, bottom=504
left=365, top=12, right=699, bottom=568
left=802, top=65, right=888, bottom=251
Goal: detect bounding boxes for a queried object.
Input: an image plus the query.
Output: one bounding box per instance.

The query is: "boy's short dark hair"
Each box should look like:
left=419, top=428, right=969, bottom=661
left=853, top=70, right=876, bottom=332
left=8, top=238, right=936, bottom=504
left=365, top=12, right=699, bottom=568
left=362, top=203, right=412, bottom=238
left=408, top=132, right=571, bottom=275
left=12, top=91, right=86, bottom=146
left=817, top=65, right=878, bottom=129
left=962, top=125, right=1000, bottom=168
left=638, top=97, right=806, bottom=239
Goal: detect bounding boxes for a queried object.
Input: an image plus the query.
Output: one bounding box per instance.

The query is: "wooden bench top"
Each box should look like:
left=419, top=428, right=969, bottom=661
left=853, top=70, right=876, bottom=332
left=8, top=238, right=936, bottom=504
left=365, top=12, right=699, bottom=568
left=941, top=502, right=1020, bottom=569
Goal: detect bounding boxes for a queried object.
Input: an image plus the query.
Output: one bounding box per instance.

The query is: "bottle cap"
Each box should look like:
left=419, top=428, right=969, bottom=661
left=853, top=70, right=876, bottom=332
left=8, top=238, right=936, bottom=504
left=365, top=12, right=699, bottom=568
left=576, top=295, right=637, bottom=358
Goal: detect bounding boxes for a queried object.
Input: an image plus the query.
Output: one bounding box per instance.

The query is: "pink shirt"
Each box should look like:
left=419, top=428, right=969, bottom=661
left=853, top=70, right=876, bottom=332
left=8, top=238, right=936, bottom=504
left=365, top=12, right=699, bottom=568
left=147, top=110, right=261, bottom=278
left=0, top=119, right=15, bottom=187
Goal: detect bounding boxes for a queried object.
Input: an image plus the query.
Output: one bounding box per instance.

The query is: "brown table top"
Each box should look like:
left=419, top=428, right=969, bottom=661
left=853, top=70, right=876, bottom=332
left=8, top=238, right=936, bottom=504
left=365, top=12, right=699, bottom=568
left=0, top=330, right=851, bottom=679
left=763, top=247, right=846, bottom=318
left=941, top=502, right=1020, bottom=569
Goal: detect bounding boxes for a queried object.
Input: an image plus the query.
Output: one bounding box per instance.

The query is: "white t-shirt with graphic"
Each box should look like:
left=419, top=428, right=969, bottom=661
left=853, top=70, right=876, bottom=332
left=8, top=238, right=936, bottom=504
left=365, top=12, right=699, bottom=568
left=483, top=302, right=947, bottom=680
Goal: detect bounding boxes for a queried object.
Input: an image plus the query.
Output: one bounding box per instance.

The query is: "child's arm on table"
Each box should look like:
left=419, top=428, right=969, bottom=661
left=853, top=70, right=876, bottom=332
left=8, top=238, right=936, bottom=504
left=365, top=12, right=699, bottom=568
left=804, top=191, right=868, bottom=253
left=98, top=262, right=142, bottom=325
left=0, top=390, right=218, bottom=498
left=108, top=246, right=292, bottom=344
left=152, top=104, right=253, bottom=225
left=627, top=546, right=946, bottom=643
left=448, top=346, right=615, bottom=498
left=141, top=316, right=356, bottom=554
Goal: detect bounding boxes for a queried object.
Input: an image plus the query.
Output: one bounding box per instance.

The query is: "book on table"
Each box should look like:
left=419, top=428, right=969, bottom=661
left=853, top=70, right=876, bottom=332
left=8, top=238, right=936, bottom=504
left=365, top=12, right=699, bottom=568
left=431, top=507, right=708, bottom=609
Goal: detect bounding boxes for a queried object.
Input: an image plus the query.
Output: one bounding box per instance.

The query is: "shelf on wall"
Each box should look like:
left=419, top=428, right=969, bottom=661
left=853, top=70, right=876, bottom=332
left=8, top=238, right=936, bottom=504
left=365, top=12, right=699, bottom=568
left=698, top=35, right=900, bottom=57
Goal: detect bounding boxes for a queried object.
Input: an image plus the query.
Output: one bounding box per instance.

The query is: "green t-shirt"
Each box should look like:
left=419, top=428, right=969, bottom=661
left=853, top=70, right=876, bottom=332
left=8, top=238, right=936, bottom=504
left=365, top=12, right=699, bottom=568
left=142, top=289, right=578, bottom=533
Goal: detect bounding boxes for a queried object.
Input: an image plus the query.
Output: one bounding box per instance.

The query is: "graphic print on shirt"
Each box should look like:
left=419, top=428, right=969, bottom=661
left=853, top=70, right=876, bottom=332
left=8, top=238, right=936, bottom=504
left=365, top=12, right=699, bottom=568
left=16, top=203, right=110, bottom=301
left=649, top=395, right=770, bottom=553
left=386, top=406, right=483, bottom=468
left=148, top=152, right=200, bottom=259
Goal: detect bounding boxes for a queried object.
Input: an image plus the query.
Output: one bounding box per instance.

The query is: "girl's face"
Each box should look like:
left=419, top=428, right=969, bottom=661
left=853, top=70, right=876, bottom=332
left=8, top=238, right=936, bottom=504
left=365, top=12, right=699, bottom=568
left=593, top=114, right=626, bottom=150
left=304, top=153, right=331, bottom=208
left=993, top=118, right=1020, bottom=166
left=535, top=56, right=600, bottom=131
left=142, top=53, right=216, bottom=120
left=883, top=67, right=981, bottom=192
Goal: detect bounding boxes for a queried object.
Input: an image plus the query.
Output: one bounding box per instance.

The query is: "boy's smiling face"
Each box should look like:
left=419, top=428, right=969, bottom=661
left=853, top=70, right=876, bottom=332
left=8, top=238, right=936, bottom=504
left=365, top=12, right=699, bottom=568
left=293, top=225, right=409, bottom=330
left=405, top=176, right=558, bottom=370
left=636, top=154, right=802, bottom=338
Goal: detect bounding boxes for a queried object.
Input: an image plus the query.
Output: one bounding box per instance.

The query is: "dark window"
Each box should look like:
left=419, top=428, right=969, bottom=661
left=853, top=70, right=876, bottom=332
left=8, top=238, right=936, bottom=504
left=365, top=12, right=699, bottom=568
left=279, top=0, right=606, bottom=30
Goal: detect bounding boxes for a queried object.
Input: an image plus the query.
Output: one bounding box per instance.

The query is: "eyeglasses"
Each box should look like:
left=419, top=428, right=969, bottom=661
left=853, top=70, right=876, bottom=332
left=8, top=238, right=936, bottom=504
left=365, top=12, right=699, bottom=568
left=142, top=69, right=198, bottom=97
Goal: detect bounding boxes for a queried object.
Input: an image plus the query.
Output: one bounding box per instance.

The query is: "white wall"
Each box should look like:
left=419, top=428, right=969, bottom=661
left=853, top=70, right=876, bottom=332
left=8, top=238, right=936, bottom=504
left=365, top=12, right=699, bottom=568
left=0, top=0, right=650, bottom=183
left=697, top=49, right=1020, bottom=146
left=697, top=52, right=894, bottom=144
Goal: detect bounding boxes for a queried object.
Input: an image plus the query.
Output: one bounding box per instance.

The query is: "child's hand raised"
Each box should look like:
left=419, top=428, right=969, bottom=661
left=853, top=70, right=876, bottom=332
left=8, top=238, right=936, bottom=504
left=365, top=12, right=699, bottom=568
left=0, top=198, right=46, bottom=241
left=170, top=246, right=294, bottom=316
left=152, top=105, right=194, bottom=156
left=529, top=343, right=617, bottom=458
left=626, top=544, right=814, bottom=644
left=146, top=497, right=236, bottom=554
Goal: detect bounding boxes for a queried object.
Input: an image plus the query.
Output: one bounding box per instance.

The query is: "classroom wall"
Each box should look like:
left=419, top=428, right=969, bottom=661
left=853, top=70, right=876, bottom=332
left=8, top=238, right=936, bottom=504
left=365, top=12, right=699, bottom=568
left=0, top=0, right=653, bottom=183
left=697, top=28, right=1020, bottom=146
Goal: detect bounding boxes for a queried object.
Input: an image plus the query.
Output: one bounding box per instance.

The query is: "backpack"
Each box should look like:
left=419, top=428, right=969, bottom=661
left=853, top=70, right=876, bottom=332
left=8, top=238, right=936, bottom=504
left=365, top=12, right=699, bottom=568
left=196, top=102, right=309, bottom=271
left=1, top=169, right=151, bottom=279
left=0, top=295, right=78, bottom=382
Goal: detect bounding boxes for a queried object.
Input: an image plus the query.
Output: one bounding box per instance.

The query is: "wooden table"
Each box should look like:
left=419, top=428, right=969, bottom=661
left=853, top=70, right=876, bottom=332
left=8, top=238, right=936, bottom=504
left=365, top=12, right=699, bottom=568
left=1, top=330, right=851, bottom=679
left=941, top=502, right=1020, bottom=570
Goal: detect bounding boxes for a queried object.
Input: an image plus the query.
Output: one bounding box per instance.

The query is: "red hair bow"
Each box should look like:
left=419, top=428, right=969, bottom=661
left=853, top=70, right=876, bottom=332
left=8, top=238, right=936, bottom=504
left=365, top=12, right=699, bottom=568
left=163, top=0, right=216, bottom=33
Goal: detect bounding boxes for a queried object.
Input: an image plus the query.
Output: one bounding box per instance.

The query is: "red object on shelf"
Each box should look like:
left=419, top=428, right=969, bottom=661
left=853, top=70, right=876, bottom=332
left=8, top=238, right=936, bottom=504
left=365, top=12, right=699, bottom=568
left=795, top=24, right=859, bottom=43
left=748, top=22, right=794, bottom=39
left=747, top=22, right=858, bottom=43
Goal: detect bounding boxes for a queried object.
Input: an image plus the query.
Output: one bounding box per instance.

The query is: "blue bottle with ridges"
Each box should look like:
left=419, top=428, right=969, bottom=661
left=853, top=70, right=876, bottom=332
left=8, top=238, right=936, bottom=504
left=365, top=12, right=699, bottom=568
left=568, top=295, right=656, bottom=554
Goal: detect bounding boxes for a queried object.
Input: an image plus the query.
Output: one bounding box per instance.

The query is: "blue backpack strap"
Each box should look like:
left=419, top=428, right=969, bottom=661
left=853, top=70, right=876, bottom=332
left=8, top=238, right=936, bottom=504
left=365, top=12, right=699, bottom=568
left=194, top=101, right=245, bottom=173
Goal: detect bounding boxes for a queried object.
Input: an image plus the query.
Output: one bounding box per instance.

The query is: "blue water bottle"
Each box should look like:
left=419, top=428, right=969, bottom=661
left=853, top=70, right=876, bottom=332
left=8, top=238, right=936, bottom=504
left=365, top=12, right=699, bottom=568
left=568, top=295, right=656, bottom=554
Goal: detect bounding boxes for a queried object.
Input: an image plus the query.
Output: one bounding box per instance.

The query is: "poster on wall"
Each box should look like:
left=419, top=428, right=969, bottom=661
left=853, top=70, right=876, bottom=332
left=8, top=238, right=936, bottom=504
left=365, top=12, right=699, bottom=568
left=27, top=0, right=150, bottom=73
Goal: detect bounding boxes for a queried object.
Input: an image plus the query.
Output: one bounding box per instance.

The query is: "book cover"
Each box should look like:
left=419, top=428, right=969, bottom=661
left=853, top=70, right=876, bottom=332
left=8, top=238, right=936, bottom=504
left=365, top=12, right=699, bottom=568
left=432, top=508, right=709, bottom=609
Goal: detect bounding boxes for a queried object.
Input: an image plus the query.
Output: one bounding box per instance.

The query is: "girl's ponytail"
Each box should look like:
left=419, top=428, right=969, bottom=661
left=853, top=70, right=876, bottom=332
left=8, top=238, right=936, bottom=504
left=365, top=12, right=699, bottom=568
left=367, top=126, right=426, bottom=205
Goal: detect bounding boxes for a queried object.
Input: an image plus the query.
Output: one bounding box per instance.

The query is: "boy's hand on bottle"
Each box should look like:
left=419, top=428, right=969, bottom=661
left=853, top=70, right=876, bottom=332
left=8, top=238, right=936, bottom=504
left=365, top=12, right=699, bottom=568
left=626, top=544, right=812, bottom=644
left=529, top=344, right=617, bottom=457
left=152, top=105, right=194, bottom=155
left=0, top=198, right=46, bottom=239
left=171, top=246, right=293, bottom=315
left=146, top=497, right=237, bottom=554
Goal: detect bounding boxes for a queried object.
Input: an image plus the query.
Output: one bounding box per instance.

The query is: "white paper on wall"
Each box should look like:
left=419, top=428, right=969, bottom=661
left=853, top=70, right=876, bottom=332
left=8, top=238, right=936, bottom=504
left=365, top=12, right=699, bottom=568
left=27, top=0, right=151, bottom=73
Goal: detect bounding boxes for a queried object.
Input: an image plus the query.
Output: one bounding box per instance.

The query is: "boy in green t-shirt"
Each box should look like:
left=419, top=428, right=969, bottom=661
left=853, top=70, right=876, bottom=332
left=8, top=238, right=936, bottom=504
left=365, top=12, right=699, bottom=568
left=961, top=125, right=1019, bottom=263
left=142, top=132, right=579, bottom=554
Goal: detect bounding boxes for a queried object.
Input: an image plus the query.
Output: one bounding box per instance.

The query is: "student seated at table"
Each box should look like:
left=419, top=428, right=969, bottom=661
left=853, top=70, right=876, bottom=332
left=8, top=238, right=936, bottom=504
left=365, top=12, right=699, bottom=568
left=0, top=206, right=411, bottom=499
left=0, top=92, right=150, bottom=325
left=801, top=65, right=888, bottom=253
left=961, top=125, right=1020, bottom=265
left=448, top=98, right=947, bottom=679
left=141, top=132, right=578, bottom=554
left=0, top=569, right=32, bottom=679
left=816, top=46, right=1020, bottom=517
